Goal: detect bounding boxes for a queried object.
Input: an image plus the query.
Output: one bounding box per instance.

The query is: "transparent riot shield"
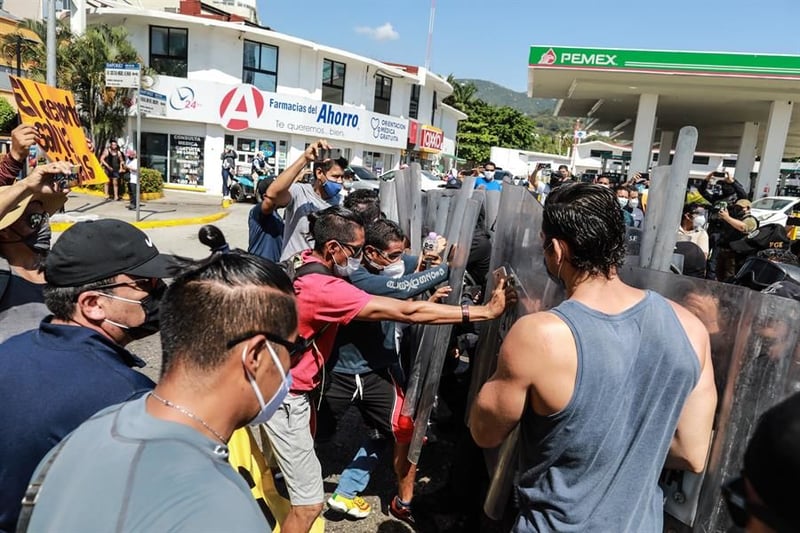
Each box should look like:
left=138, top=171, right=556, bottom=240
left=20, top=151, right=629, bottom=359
left=468, top=187, right=800, bottom=531
left=379, top=177, right=398, bottom=223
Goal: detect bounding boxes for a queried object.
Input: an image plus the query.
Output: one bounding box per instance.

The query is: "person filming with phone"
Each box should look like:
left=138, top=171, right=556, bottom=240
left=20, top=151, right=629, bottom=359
left=266, top=140, right=348, bottom=260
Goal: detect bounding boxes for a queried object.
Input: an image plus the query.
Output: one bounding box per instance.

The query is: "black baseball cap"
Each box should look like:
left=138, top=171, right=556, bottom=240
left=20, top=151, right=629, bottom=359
left=45, top=219, right=181, bottom=287
left=744, top=392, right=800, bottom=531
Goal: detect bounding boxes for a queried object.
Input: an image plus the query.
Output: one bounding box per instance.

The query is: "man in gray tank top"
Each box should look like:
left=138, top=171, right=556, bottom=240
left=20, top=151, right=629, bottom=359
left=470, top=183, right=717, bottom=532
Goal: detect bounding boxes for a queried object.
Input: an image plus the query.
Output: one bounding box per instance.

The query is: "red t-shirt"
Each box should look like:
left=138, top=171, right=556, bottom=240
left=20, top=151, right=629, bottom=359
left=290, top=250, right=371, bottom=392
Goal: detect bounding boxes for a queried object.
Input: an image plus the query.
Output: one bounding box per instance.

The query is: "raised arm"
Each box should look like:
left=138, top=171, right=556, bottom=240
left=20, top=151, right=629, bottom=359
left=266, top=139, right=329, bottom=208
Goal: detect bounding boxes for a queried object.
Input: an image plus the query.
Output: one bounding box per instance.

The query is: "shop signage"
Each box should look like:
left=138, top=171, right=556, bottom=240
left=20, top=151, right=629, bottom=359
left=530, top=46, right=800, bottom=79
left=139, top=89, right=167, bottom=116
left=152, top=76, right=409, bottom=150
left=407, top=120, right=419, bottom=144
left=9, top=76, right=106, bottom=185
left=419, top=125, right=443, bottom=152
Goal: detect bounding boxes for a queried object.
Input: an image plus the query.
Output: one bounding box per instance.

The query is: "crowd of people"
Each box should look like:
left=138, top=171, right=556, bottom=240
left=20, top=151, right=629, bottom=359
left=0, top=128, right=798, bottom=533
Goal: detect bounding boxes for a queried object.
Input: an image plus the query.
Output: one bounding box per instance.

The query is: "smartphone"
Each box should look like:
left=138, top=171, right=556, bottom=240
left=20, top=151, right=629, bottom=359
left=712, top=171, right=726, bottom=178
left=315, top=148, right=342, bottom=162
left=493, top=266, right=508, bottom=287
left=56, top=165, right=81, bottom=188
left=638, top=172, right=650, bottom=181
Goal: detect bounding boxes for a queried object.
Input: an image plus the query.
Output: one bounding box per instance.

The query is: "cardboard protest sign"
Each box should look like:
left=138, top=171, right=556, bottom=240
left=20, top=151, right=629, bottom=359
left=9, top=76, right=107, bottom=185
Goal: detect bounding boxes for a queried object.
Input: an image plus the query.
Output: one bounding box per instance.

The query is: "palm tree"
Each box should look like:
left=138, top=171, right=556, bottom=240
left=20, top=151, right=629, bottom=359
left=444, top=73, right=478, bottom=111
left=0, top=18, right=72, bottom=82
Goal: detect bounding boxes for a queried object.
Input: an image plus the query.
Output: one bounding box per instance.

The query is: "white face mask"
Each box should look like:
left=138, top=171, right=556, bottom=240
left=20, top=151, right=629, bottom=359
left=629, top=199, right=639, bottom=209
left=484, top=170, right=495, bottom=181
left=381, top=259, right=405, bottom=278
left=692, top=215, right=707, bottom=230
left=333, top=255, right=361, bottom=278
left=617, top=197, right=629, bottom=208
left=244, top=343, right=292, bottom=426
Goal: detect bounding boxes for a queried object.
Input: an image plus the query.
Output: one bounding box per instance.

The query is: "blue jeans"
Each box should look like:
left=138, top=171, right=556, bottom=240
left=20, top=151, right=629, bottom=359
left=334, top=436, right=390, bottom=498
left=222, top=168, right=232, bottom=196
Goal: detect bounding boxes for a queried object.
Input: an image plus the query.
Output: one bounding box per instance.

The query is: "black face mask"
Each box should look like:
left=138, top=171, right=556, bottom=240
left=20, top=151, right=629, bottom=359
left=103, top=282, right=165, bottom=340
left=24, top=222, right=51, bottom=255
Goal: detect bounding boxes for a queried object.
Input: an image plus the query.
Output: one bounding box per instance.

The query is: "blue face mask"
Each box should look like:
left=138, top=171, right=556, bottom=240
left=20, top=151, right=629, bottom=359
left=321, top=180, right=342, bottom=199
left=244, top=343, right=292, bottom=426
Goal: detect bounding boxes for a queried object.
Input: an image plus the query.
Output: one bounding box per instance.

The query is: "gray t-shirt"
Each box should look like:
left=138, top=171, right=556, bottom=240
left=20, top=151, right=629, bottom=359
left=26, top=396, right=269, bottom=533
left=279, top=183, right=339, bottom=261
left=0, top=272, right=47, bottom=343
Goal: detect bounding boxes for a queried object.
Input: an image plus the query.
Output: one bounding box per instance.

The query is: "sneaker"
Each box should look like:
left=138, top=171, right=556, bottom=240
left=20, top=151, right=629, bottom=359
left=327, top=493, right=371, bottom=518
left=389, top=496, right=416, bottom=527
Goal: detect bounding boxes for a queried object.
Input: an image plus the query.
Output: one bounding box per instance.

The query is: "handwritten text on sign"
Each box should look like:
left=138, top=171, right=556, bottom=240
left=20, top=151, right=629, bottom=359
left=9, top=76, right=106, bottom=185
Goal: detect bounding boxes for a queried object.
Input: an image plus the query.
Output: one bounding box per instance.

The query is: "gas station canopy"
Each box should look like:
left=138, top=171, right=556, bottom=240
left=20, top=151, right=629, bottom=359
left=527, top=46, right=800, bottom=157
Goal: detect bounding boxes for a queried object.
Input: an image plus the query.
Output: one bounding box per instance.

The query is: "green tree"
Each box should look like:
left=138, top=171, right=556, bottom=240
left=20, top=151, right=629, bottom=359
left=0, top=98, right=17, bottom=133
left=1, top=18, right=72, bottom=82
left=60, top=25, right=142, bottom=152
left=455, top=99, right=537, bottom=165
left=444, top=74, right=477, bottom=111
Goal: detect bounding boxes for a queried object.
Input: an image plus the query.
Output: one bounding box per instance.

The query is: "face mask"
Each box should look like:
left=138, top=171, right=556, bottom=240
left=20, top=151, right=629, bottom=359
left=321, top=180, right=342, bottom=199
left=636, top=184, right=646, bottom=194
left=343, top=180, right=354, bottom=191
left=628, top=199, right=639, bottom=209
left=542, top=256, right=566, bottom=291
left=333, top=254, right=361, bottom=278
left=617, top=197, right=629, bottom=208
left=244, top=343, right=292, bottom=426
left=102, top=285, right=164, bottom=340
left=483, top=170, right=495, bottom=181
left=692, top=215, right=707, bottom=230
left=382, top=259, right=405, bottom=278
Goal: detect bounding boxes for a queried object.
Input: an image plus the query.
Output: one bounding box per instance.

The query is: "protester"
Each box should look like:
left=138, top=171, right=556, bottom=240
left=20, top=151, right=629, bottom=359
left=0, top=124, right=39, bottom=186
left=248, top=177, right=284, bottom=263
left=0, top=219, right=178, bottom=532
left=18, top=252, right=296, bottom=532
left=124, top=148, right=139, bottom=210
left=263, top=205, right=513, bottom=533
left=470, top=183, right=717, bottom=531
left=614, top=185, right=635, bottom=227
left=473, top=161, right=502, bottom=191
left=722, top=392, right=800, bottom=532
left=221, top=144, right=238, bottom=199
left=266, top=140, right=346, bottom=260
left=0, top=162, right=73, bottom=341
left=625, top=186, right=645, bottom=227
left=677, top=203, right=710, bottom=258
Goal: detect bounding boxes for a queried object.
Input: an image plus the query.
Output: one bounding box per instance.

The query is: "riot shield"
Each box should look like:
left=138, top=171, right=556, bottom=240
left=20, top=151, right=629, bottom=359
left=379, top=177, right=398, bottom=223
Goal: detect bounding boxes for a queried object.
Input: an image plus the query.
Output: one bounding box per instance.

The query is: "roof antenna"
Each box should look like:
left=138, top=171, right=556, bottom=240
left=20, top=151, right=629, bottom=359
left=424, top=0, right=436, bottom=70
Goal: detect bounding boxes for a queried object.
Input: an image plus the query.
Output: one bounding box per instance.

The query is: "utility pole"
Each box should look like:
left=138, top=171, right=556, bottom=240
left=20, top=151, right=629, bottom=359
left=46, top=0, right=56, bottom=86
left=424, top=0, right=436, bottom=71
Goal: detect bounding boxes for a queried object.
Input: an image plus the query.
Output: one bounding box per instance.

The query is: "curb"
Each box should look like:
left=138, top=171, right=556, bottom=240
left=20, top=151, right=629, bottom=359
left=71, top=187, right=164, bottom=201
left=50, top=210, right=229, bottom=233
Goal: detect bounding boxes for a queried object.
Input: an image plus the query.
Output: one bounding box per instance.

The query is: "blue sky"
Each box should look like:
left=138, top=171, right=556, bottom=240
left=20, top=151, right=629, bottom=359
left=257, top=0, right=800, bottom=92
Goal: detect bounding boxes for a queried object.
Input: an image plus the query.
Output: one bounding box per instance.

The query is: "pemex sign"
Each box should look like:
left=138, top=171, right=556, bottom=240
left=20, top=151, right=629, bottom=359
left=529, top=46, right=800, bottom=79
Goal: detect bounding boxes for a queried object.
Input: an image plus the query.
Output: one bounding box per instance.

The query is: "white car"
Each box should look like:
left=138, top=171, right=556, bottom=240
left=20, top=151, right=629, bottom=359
left=749, top=196, right=800, bottom=226
left=380, top=169, right=446, bottom=191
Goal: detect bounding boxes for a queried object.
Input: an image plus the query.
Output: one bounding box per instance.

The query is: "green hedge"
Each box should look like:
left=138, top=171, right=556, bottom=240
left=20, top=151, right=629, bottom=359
left=139, top=168, right=164, bottom=193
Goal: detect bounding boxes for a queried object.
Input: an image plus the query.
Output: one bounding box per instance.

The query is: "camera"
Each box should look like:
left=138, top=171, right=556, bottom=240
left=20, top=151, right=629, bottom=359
left=55, top=165, right=81, bottom=188
left=315, top=148, right=342, bottom=162
left=712, top=171, right=726, bottom=178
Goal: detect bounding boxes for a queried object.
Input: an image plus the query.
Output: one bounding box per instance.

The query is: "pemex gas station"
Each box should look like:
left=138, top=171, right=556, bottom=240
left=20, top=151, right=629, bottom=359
left=527, top=45, right=800, bottom=198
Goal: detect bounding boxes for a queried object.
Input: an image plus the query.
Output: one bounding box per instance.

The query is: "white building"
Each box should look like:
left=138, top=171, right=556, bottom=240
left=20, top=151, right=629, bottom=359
left=83, top=1, right=463, bottom=195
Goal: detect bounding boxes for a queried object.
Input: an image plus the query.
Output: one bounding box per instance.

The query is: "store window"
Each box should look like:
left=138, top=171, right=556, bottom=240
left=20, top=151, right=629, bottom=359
left=373, top=74, right=392, bottom=115
left=322, top=59, right=346, bottom=105
left=363, top=151, right=394, bottom=176
left=141, top=133, right=168, bottom=179
left=408, top=84, right=420, bottom=120
left=149, top=26, right=188, bottom=77
left=243, top=40, right=278, bottom=92
left=169, top=135, right=204, bottom=185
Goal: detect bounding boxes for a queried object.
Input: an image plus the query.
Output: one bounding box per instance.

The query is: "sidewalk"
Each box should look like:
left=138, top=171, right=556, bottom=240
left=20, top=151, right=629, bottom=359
left=50, top=189, right=229, bottom=232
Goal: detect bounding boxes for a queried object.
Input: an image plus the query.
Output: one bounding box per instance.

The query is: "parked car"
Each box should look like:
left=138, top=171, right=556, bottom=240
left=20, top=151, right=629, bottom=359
left=380, top=168, right=445, bottom=191
left=347, top=165, right=381, bottom=192
left=749, top=196, right=800, bottom=226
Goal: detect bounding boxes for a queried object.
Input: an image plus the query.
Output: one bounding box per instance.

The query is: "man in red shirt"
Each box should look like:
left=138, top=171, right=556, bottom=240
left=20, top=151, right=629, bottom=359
left=264, top=205, right=513, bottom=533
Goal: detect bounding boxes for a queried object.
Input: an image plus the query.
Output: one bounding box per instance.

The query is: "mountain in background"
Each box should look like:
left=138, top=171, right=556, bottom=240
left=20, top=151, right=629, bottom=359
left=457, top=79, right=557, bottom=117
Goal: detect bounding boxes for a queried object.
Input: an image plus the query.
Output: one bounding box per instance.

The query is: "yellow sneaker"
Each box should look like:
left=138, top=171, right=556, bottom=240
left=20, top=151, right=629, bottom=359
left=327, top=493, right=371, bottom=518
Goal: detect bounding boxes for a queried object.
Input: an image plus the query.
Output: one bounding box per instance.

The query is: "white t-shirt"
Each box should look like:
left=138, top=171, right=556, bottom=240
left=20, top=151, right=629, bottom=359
left=126, top=157, right=139, bottom=185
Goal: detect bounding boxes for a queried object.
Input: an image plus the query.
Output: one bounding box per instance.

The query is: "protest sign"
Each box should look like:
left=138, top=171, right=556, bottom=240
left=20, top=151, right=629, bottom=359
left=9, top=76, right=107, bottom=185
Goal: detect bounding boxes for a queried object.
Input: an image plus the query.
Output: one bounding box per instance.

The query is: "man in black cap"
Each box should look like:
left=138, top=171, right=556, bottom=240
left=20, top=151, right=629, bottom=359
left=0, top=219, right=179, bottom=533
left=723, top=392, right=800, bottom=532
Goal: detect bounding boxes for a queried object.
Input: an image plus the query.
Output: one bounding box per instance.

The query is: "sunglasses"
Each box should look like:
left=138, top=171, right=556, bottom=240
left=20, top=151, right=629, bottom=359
left=93, top=278, right=160, bottom=292
left=722, top=476, right=790, bottom=531
left=336, top=241, right=363, bottom=259
left=226, top=331, right=310, bottom=362
left=372, top=247, right=403, bottom=262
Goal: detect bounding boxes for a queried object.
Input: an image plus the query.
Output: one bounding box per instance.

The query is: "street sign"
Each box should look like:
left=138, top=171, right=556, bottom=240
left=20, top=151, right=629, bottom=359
left=105, top=63, right=140, bottom=88
left=139, top=89, right=167, bottom=116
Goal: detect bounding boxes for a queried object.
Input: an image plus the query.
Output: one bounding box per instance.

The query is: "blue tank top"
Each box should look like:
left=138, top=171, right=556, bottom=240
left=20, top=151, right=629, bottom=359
left=514, top=291, right=700, bottom=532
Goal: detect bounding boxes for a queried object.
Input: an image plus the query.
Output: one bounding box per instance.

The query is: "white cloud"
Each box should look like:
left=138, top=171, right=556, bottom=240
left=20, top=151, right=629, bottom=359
left=354, top=22, right=399, bottom=42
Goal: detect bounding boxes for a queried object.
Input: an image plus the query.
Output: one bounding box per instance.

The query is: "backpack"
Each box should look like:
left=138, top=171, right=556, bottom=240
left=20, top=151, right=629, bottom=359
left=277, top=253, right=335, bottom=362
